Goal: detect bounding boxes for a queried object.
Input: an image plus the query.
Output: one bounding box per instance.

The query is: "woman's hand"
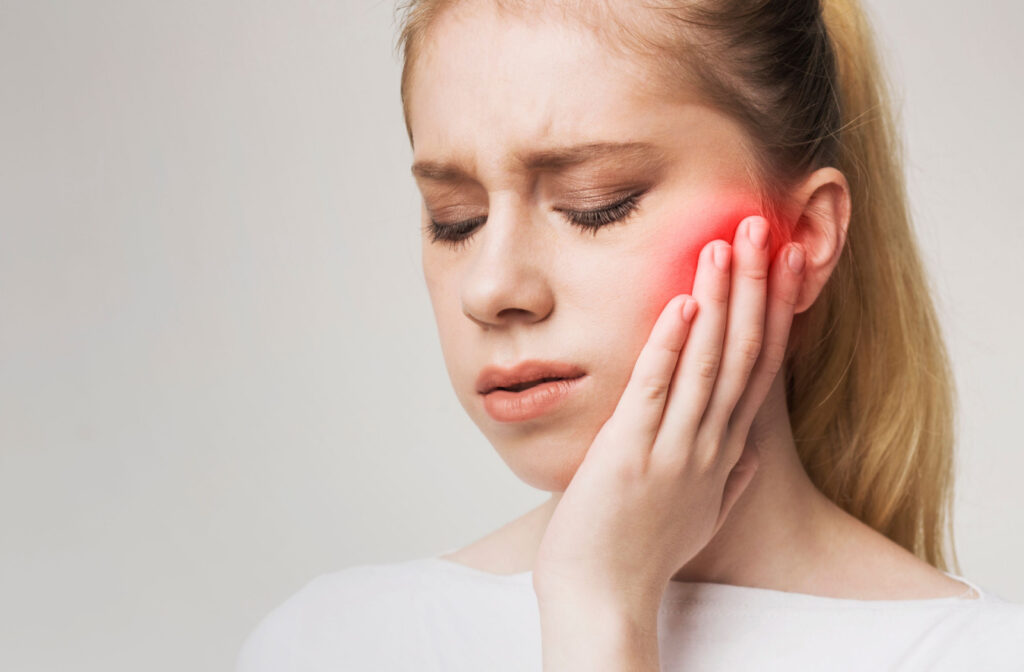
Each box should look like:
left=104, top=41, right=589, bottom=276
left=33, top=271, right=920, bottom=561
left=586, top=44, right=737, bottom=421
left=532, top=215, right=806, bottom=614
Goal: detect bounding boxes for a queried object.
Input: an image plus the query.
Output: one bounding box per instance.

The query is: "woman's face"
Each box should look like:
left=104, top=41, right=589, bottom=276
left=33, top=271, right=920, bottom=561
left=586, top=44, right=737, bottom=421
left=407, top=4, right=767, bottom=491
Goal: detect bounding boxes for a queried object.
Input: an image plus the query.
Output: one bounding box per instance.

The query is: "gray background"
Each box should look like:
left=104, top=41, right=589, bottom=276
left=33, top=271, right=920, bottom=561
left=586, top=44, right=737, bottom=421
left=1, top=1, right=1021, bottom=670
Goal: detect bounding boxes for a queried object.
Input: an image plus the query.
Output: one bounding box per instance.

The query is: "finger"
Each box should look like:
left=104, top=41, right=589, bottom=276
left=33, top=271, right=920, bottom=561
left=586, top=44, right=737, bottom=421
left=728, top=242, right=805, bottom=436
left=712, top=440, right=760, bottom=536
left=608, top=293, right=698, bottom=446
left=701, top=216, right=771, bottom=435
left=650, top=239, right=731, bottom=461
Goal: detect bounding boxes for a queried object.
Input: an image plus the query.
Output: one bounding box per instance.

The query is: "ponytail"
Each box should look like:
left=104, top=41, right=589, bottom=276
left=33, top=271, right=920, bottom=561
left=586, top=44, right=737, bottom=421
left=787, top=0, right=959, bottom=571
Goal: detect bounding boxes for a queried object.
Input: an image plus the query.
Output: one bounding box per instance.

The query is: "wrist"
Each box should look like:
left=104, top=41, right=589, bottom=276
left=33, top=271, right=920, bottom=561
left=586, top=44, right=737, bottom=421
left=536, top=596, right=661, bottom=671
left=533, top=571, right=664, bottom=617
left=537, top=593, right=660, bottom=635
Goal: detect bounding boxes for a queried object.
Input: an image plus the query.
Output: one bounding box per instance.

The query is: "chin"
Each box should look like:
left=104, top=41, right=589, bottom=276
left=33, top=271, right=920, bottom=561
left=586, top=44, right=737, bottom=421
left=486, top=423, right=597, bottom=493
left=499, top=449, right=581, bottom=492
left=458, top=378, right=619, bottom=491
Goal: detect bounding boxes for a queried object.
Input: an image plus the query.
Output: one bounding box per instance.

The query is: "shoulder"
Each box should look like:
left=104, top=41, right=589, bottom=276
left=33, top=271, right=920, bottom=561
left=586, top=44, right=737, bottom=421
left=928, top=590, right=1024, bottom=668
left=235, top=560, right=433, bottom=672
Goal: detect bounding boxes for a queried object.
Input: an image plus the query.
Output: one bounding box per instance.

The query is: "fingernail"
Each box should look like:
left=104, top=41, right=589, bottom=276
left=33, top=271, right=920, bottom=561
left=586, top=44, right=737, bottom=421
left=681, top=297, right=697, bottom=322
left=713, top=243, right=731, bottom=271
left=787, top=244, right=805, bottom=273
left=747, top=217, right=768, bottom=250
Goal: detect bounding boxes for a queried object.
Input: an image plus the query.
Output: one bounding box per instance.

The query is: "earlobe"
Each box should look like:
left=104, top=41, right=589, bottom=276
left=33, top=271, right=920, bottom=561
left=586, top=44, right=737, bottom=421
left=787, top=167, right=851, bottom=314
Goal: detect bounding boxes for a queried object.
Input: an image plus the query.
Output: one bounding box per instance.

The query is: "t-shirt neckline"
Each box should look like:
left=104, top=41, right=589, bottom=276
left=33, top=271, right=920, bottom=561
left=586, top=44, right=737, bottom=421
left=420, top=553, right=985, bottom=609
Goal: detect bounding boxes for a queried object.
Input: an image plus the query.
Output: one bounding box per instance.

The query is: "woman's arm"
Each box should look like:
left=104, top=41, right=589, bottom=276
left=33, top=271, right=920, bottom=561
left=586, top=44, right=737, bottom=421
left=537, top=590, right=661, bottom=672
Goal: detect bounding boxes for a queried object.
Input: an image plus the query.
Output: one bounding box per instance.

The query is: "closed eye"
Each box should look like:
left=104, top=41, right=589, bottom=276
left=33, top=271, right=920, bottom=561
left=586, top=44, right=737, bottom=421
left=555, top=190, right=645, bottom=235
left=423, top=190, right=647, bottom=250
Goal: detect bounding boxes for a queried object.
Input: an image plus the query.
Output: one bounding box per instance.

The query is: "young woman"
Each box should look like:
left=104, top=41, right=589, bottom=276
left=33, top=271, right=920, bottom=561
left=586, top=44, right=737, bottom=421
left=237, top=0, right=1024, bottom=669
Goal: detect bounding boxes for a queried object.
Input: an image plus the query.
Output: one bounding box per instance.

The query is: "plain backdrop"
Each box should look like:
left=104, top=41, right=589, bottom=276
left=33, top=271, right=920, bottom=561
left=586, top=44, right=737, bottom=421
left=1, top=1, right=1022, bottom=670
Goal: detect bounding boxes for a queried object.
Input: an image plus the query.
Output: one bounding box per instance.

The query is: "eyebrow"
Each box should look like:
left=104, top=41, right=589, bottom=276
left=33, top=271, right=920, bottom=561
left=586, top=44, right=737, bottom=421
left=410, top=141, right=666, bottom=182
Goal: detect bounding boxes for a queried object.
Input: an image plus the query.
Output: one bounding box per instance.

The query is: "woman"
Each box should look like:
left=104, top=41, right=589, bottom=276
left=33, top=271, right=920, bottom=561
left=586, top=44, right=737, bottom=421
left=237, top=0, right=1024, bottom=669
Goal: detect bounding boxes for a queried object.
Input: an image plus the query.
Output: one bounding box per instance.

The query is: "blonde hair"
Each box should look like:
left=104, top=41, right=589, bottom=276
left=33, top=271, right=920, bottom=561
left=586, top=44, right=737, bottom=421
left=394, top=0, right=960, bottom=573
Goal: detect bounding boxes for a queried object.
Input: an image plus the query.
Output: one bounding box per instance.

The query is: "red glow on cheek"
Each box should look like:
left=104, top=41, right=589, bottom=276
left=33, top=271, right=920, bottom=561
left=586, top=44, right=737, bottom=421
left=648, top=193, right=788, bottom=310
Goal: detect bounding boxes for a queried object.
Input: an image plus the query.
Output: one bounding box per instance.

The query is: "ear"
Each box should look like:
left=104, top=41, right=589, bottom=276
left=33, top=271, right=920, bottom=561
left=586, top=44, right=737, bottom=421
left=786, top=167, right=851, bottom=314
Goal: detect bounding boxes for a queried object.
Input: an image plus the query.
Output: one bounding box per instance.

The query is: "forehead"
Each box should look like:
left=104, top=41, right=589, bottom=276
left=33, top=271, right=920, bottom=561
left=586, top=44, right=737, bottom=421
left=405, top=2, right=693, bottom=178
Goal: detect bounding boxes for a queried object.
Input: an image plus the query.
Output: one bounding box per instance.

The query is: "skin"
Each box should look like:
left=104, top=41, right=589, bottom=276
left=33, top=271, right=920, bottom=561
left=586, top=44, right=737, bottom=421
left=405, top=3, right=973, bottom=657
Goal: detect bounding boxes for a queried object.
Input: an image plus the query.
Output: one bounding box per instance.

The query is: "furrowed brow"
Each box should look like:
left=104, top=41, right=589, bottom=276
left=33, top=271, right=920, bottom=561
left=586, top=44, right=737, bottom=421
left=410, top=141, right=664, bottom=182
left=513, top=141, right=664, bottom=172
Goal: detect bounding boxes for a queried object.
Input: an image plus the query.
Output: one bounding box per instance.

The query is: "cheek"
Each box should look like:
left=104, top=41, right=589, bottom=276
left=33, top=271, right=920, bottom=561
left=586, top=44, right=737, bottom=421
left=646, top=194, right=770, bottom=309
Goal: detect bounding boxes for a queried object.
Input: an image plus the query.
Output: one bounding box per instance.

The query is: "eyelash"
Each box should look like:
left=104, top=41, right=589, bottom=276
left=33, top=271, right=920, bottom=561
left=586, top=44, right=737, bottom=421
left=423, top=191, right=646, bottom=251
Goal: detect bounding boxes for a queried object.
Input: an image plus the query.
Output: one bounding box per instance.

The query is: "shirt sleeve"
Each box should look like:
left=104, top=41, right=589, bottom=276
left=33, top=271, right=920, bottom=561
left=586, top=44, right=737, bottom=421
left=234, top=564, right=433, bottom=672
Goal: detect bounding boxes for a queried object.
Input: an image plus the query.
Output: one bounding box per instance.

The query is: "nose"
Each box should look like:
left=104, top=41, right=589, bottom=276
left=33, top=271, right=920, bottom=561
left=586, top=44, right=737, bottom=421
left=460, top=199, right=554, bottom=330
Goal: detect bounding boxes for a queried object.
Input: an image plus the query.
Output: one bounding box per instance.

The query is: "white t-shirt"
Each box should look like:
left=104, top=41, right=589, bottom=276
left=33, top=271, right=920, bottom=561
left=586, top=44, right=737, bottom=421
left=236, top=551, right=1024, bottom=671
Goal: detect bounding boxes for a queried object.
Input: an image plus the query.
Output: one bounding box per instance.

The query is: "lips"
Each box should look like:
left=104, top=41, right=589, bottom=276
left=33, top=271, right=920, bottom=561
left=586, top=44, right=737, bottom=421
left=476, top=359, right=586, bottom=395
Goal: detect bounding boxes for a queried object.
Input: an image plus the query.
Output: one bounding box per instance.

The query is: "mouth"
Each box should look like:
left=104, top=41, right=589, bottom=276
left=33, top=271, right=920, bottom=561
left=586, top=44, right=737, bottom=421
left=493, top=376, right=577, bottom=393
left=476, top=360, right=587, bottom=396
left=480, top=373, right=588, bottom=423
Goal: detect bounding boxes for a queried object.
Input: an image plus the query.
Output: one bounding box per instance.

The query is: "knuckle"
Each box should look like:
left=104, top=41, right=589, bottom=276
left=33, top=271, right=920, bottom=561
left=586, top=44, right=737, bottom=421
left=696, top=353, right=721, bottom=381
left=736, top=335, right=763, bottom=368
left=655, top=445, right=704, bottom=481
left=692, top=432, right=725, bottom=473
left=659, top=450, right=694, bottom=478
left=709, top=284, right=730, bottom=305
left=691, top=446, right=719, bottom=476
left=780, top=285, right=801, bottom=308
left=639, top=376, right=670, bottom=402
left=743, top=265, right=770, bottom=282
left=771, top=271, right=801, bottom=308
left=759, top=342, right=787, bottom=376
left=612, top=454, right=648, bottom=482
left=654, top=338, right=684, bottom=357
